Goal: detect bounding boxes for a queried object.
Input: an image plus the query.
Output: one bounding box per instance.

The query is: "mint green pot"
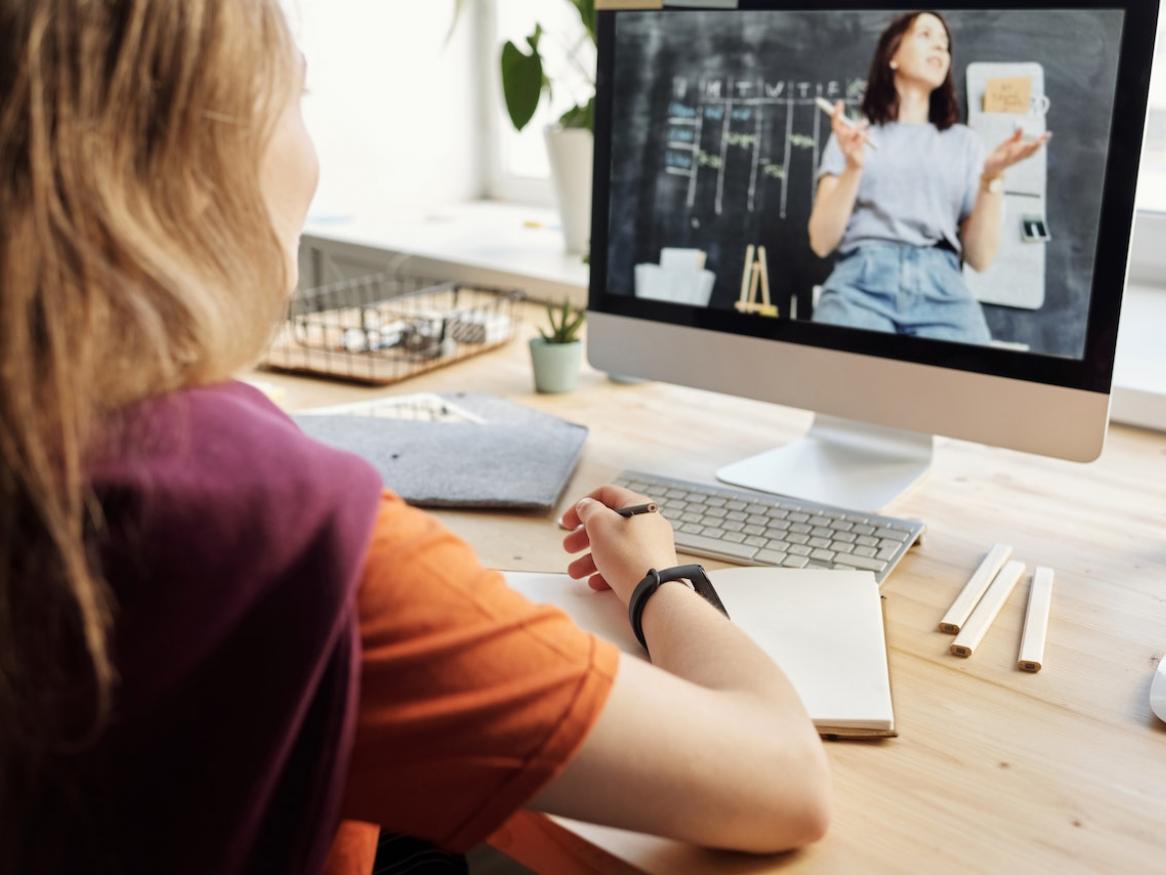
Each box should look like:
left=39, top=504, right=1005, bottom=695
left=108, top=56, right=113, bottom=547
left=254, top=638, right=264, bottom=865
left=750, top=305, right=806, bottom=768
left=529, top=338, right=583, bottom=394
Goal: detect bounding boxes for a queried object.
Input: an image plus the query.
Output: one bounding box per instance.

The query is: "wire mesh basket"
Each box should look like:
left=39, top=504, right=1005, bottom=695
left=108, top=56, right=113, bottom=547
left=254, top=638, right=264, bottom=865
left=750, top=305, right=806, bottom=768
left=260, top=271, right=525, bottom=385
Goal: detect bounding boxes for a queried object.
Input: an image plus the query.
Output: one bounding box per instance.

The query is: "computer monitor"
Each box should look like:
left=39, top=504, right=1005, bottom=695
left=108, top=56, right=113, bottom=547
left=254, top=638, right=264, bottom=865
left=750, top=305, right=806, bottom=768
left=587, top=0, right=1158, bottom=510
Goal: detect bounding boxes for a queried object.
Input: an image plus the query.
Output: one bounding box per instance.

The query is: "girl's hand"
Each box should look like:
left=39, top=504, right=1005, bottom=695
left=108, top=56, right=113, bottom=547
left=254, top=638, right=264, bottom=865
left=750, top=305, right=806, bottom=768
left=983, top=128, right=1052, bottom=181
left=560, top=485, right=679, bottom=606
left=832, top=101, right=870, bottom=170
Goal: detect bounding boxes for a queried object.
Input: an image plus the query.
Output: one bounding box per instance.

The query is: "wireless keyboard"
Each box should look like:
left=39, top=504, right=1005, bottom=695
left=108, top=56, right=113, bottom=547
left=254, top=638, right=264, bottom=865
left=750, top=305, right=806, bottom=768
left=613, top=470, right=924, bottom=584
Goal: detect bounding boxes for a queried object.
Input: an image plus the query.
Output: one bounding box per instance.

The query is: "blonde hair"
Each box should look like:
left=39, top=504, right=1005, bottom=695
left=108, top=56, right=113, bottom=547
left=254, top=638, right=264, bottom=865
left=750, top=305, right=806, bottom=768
left=0, top=0, right=294, bottom=855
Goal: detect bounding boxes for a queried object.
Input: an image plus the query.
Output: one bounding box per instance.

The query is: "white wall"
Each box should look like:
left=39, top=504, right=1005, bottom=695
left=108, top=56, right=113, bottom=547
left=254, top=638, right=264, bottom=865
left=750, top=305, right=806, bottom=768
left=285, top=0, right=483, bottom=217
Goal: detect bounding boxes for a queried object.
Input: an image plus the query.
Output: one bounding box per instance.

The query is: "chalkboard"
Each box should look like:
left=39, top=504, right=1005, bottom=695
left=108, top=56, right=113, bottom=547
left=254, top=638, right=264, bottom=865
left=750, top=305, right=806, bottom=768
left=605, top=9, right=1123, bottom=358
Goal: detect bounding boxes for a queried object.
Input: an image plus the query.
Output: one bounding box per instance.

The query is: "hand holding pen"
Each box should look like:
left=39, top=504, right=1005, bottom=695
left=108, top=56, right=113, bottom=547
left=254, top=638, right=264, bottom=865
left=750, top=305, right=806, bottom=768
left=560, top=485, right=677, bottom=603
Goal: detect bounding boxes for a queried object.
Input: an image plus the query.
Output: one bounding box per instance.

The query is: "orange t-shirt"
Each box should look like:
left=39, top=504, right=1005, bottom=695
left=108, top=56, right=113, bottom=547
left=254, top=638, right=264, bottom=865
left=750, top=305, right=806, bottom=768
left=325, top=492, right=620, bottom=873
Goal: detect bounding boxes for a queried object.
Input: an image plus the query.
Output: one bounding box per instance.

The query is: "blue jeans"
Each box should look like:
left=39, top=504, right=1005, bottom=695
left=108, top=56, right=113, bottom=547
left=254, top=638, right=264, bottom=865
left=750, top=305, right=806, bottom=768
left=813, top=242, right=992, bottom=344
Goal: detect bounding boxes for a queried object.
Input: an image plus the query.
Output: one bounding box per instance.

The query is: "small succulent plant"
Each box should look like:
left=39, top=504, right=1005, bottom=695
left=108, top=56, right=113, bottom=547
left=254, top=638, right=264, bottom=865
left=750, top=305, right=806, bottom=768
left=539, top=300, right=585, bottom=344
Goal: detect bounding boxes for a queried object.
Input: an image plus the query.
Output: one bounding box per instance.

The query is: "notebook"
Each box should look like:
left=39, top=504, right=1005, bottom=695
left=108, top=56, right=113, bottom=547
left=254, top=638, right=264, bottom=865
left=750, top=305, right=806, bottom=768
left=294, top=393, right=587, bottom=512
left=505, top=567, right=896, bottom=738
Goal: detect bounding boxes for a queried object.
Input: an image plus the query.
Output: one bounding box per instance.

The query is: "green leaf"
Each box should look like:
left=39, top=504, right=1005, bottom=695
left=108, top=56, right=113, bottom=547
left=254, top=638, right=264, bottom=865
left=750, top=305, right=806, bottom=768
left=545, top=302, right=559, bottom=334
left=558, top=96, right=595, bottom=131
left=500, top=27, right=545, bottom=132
left=563, top=310, right=586, bottom=342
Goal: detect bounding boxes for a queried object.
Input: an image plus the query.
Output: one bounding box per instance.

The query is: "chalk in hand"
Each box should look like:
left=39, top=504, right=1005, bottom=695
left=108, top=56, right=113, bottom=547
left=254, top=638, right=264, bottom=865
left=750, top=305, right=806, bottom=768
left=814, top=97, right=878, bottom=151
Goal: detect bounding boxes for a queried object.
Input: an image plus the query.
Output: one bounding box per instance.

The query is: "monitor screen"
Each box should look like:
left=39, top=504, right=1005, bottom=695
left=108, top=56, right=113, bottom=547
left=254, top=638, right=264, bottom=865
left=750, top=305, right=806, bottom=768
left=591, top=4, right=1147, bottom=391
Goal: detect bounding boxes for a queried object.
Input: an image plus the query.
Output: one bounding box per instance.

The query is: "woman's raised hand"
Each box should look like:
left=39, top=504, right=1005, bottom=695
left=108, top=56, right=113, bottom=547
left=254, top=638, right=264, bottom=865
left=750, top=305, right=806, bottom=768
left=831, top=100, right=870, bottom=169
left=983, top=128, right=1052, bottom=180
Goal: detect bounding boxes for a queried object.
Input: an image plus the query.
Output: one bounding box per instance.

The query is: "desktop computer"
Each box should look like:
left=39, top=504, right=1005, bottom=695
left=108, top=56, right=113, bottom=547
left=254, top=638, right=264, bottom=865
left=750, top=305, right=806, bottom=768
left=587, top=0, right=1156, bottom=523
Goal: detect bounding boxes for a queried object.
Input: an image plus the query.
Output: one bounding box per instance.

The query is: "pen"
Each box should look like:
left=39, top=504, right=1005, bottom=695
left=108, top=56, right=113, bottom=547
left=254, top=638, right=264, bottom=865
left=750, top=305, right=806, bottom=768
left=616, top=502, right=658, bottom=518
left=814, top=97, right=879, bottom=151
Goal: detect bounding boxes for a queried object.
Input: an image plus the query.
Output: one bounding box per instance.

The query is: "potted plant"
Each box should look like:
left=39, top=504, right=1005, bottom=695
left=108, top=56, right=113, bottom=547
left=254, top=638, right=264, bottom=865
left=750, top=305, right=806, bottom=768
left=530, top=300, right=586, bottom=393
left=499, top=1, right=596, bottom=255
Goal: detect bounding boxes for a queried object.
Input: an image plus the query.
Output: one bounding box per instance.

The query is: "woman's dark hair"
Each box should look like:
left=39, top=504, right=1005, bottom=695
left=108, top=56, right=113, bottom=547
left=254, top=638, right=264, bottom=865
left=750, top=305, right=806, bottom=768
left=861, top=11, right=960, bottom=130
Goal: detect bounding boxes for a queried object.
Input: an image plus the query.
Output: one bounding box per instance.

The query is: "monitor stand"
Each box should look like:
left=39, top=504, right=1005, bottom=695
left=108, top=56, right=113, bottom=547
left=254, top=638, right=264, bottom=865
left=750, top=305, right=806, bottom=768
left=716, top=415, right=934, bottom=512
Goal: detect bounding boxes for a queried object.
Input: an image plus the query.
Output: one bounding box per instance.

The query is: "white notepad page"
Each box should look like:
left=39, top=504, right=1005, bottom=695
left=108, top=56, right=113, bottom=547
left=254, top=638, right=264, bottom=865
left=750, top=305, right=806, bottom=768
left=505, top=567, right=894, bottom=735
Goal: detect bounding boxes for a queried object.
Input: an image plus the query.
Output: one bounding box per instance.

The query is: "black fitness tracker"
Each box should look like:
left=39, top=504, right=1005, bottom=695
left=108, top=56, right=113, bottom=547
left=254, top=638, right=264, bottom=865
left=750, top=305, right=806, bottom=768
left=628, top=564, right=730, bottom=654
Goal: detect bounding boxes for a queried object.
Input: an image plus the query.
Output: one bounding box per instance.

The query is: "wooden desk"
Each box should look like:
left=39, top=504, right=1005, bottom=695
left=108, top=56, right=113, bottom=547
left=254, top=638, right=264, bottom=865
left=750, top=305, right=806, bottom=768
left=256, top=308, right=1166, bottom=874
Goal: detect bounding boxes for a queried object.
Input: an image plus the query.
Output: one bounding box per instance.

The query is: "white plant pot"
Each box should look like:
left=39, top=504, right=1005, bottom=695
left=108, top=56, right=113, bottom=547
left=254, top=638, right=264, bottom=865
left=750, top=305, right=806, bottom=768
left=544, top=126, right=593, bottom=256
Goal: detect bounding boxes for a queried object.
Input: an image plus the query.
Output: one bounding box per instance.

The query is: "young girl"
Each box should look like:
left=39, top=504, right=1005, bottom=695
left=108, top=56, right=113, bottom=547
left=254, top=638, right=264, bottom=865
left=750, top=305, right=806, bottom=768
left=0, top=3, right=830, bottom=872
left=808, top=10, right=1050, bottom=343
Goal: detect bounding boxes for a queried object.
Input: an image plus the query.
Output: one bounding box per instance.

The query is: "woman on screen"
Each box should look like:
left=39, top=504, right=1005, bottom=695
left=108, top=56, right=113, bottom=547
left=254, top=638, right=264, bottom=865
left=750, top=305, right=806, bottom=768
left=807, top=10, right=1049, bottom=343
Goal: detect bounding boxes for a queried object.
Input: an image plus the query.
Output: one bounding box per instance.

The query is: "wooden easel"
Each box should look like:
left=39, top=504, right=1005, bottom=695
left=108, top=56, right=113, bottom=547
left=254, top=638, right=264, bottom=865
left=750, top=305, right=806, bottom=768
left=734, top=244, right=779, bottom=318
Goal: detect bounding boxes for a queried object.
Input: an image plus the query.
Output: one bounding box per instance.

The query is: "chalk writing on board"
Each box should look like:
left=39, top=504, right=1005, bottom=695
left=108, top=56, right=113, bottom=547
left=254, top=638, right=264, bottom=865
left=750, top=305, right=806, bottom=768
left=664, top=75, right=867, bottom=218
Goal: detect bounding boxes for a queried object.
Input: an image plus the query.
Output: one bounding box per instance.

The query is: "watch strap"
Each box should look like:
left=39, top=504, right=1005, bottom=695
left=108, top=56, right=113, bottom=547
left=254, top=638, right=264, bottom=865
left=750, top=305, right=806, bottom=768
left=628, top=564, right=730, bottom=655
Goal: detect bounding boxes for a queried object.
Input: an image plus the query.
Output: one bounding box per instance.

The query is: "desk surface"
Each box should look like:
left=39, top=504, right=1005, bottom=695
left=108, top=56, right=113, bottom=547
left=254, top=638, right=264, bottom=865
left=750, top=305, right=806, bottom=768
left=255, top=306, right=1166, bottom=874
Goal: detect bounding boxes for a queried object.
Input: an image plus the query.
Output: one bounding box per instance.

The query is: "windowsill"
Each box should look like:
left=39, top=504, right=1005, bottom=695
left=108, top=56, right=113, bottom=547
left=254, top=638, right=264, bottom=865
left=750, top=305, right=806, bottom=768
left=303, top=199, right=589, bottom=305
left=1113, top=282, right=1166, bottom=432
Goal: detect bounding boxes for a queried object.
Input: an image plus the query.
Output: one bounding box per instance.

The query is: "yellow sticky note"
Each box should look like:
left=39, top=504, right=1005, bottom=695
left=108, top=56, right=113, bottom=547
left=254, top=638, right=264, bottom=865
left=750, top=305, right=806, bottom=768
left=984, top=76, right=1033, bottom=114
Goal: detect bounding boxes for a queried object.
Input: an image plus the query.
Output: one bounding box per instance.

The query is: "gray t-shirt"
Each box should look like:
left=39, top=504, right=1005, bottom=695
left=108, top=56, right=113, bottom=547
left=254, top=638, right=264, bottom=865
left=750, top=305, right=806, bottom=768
left=817, top=122, right=985, bottom=254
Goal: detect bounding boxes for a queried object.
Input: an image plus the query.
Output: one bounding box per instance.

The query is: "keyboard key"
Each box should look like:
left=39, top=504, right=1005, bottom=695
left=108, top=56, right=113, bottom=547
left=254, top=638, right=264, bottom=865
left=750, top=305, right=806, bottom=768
left=790, top=523, right=812, bottom=534
left=745, top=535, right=768, bottom=548
left=809, top=537, right=831, bottom=549
left=755, top=549, right=787, bottom=565
left=832, top=540, right=855, bottom=554
left=809, top=515, right=832, bottom=527
left=852, top=524, right=875, bottom=535
left=706, top=497, right=726, bottom=507
left=841, top=554, right=887, bottom=573
left=744, top=524, right=765, bottom=536
left=681, top=512, right=702, bottom=524
left=726, top=500, right=747, bottom=511
left=879, top=538, right=902, bottom=551
left=747, top=503, right=768, bottom=515
left=784, top=544, right=810, bottom=557
left=829, top=519, right=854, bottom=532
left=726, top=510, right=747, bottom=522
left=766, top=538, right=789, bottom=550
left=680, top=523, right=702, bottom=534
left=856, top=535, right=878, bottom=547
left=782, top=555, right=810, bottom=569
left=747, top=514, right=769, bottom=526
left=766, top=508, right=789, bottom=519
left=788, top=512, right=810, bottom=523
left=877, top=546, right=898, bottom=561
left=702, top=526, right=725, bottom=538
left=876, top=527, right=910, bottom=541
left=833, top=531, right=856, bottom=543
left=811, top=526, right=834, bottom=539
left=706, top=507, right=727, bottom=519
left=765, top=522, right=791, bottom=536
left=722, top=521, right=745, bottom=533
left=786, top=533, right=810, bottom=545
left=724, top=532, right=746, bottom=544
left=666, top=489, right=687, bottom=499
left=844, top=513, right=870, bottom=524
left=810, top=548, right=835, bottom=563
left=674, top=531, right=758, bottom=561
left=685, top=492, right=707, bottom=503
left=854, top=545, right=878, bottom=558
